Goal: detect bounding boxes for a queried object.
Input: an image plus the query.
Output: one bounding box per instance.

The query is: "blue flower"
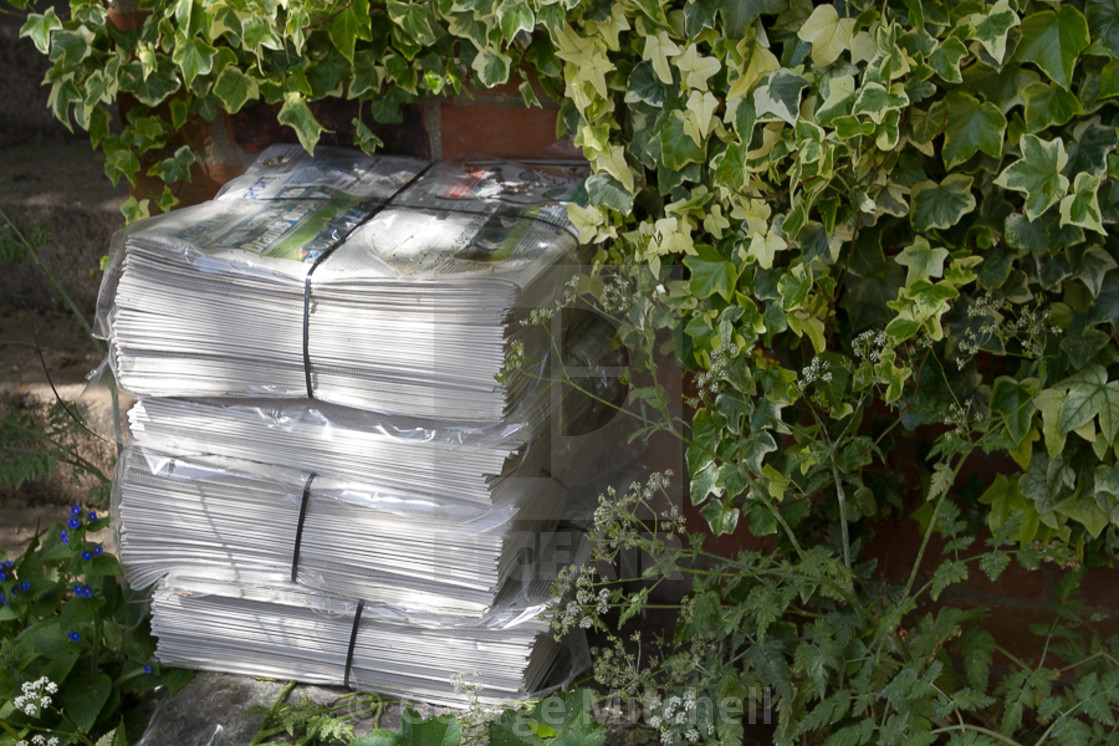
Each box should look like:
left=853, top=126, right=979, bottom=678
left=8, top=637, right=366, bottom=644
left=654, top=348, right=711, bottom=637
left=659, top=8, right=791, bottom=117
left=69, top=505, right=82, bottom=516
left=88, top=511, right=98, bottom=522
left=67, top=518, right=80, bottom=530
left=68, top=630, right=80, bottom=642
left=0, top=570, right=6, bottom=582
left=9, top=587, right=17, bottom=597
left=60, top=530, right=69, bottom=544
left=1, top=561, right=11, bottom=569
left=73, top=583, right=83, bottom=594
left=0, top=592, right=5, bottom=605
left=81, top=551, right=92, bottom=561
left=19, top=581, right=29, bottom=592
left=93, top=545, right=103, bottom=556
left=143, top=664, right=153, bottom=674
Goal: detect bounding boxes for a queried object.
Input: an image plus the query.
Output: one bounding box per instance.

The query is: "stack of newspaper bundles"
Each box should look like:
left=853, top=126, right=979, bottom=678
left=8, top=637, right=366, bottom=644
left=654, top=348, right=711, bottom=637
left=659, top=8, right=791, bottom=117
left=96, top=146, right=586, bottom=421
left=104, top=148, right=596, bottom=707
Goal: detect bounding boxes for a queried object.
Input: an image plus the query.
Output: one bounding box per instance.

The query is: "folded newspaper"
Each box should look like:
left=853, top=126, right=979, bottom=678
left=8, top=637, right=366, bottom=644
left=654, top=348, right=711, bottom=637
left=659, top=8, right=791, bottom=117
left=115, top=444, right=572, bottom=615
left=149, top=563, right=584, bottom=707
left=96, top=147, right=587, bottom=421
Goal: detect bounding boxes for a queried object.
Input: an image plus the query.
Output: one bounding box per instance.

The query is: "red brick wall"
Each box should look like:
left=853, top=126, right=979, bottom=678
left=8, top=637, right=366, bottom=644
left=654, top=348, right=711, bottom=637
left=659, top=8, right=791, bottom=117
left=168, top=87, right=578, bottom=209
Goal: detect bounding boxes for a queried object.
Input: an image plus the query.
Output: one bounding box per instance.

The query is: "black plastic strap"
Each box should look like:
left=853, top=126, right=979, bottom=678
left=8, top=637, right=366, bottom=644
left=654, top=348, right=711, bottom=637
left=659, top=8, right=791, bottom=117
left=343, top=599, right=365, bottom=690
left=302, top=276, right=315, bottom=398
left=299, top=165, right=434, bottom=400
left=289, top=473, right=316, bottom=582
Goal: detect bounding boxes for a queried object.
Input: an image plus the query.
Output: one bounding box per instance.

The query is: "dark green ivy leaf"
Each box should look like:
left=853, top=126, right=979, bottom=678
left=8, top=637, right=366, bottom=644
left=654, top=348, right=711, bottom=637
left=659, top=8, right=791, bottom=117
left=683, top=243, right=738, bottom=300
left=146, top=145, right=195, bottom=183
left=1086, top=0, right=1119, bottom=58
left=172, top=37, right=216, bottom=88
left=1022, top=82, right=1083, bottom=133
left=1016, top=5, right=1089, bottom=91
left=941, top=92, right=1005, bottom=170
left=911, top=174, right=977, bottom=231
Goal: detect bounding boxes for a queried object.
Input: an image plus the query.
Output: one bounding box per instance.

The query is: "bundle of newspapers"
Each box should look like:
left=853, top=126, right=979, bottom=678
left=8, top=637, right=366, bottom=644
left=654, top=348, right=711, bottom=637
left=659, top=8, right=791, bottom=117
left=126, top=396, right=538, bottom=507
left=95, top=145, right=586, bottom=421
left=114, top=441, right=576, bottom=615
left=101, top=147, right=609, bottom=709
left=149, top=567, right=581, bottom=707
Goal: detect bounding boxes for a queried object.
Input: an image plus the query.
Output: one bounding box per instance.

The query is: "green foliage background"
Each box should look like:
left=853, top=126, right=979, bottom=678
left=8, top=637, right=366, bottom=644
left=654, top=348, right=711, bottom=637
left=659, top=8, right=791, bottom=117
left=15, top=0, right=1119, bottom=547
left=12, top=0, right=1119, bottom=741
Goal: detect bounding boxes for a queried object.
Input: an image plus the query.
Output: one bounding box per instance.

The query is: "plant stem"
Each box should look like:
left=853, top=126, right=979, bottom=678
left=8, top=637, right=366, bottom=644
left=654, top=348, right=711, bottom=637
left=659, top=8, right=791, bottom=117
left=928, top=724, right=1023, bottom=745
left=902, top=455, right=965, bottom=601
left=249, top=680, right=297, bottom=746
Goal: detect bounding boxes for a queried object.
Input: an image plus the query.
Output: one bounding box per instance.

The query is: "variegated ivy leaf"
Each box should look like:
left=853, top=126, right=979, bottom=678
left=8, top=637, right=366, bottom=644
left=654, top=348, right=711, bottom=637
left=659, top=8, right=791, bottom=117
left=277, top=91, right=323, bottom=154
left=49, top=27, right=95, bottom=70
left=172, top=38, right=216, bottom=88
left=851, top=82, right=908, bottom=125
left=753, top=69, right=808, bottom=126
left=497, top=0, right=534, bottom=42
left=684, top=90, right=719, bottom=145
left=555, top=26, right=610, bottom=100
left=747, top=231, right=785, bottom=270
left=672, top=44, right=721, bottom=91
left=471, top=48, right=512, bottom=87
left=1060, top=172, right=1106, bottom=235
left=241, top=16, right=283, bottom=54
left=1015, top=5, right=1089, bottom=91
left=796, top=4, right=855, bottom=68
left=895, top=236, right=950, bottom=286
left=19, top=8, right=62, bottom=55
left=385, top=0, right=438, bottom=46
left=960, top=0, right=1020, bottom=65
left=328, top=0, right=372, bottom=64
left=994, top=134, right=1070, bottom=222
left=929, top=36, right=967, bottom=84
left=593, top=143, right=635, bottom=194
left=643, top=32, right=681, bottom=86
left=910, top=174, right=977, bottom=232
left=813, top=73, right=855, bottom=125
left=213, top=66, right=259, bottom=114
left=725, top=41, right=779, bottom=104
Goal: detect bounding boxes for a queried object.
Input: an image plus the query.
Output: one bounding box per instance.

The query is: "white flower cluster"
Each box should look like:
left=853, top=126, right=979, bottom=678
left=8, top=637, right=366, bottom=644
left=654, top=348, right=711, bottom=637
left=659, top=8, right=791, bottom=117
left=646, top=689, right=715, bottom=745
left=853, top=330, right=888, bottom=363
left=693, top=343, right=737, bottom=398
left=798, top=355, right=832, bottom=388
left=12, top=677, right=57, bottom=719
left=16, top=736, right=60, bottom=746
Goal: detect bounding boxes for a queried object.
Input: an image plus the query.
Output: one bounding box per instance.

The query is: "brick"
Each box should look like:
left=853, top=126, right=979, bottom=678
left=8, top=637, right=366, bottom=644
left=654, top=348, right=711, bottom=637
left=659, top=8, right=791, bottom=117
left=863, top=518, right=1049, bottom=601
left=1066, top=565, right=1119, bottom=611
left=440, top=100, right=575, bottom=160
